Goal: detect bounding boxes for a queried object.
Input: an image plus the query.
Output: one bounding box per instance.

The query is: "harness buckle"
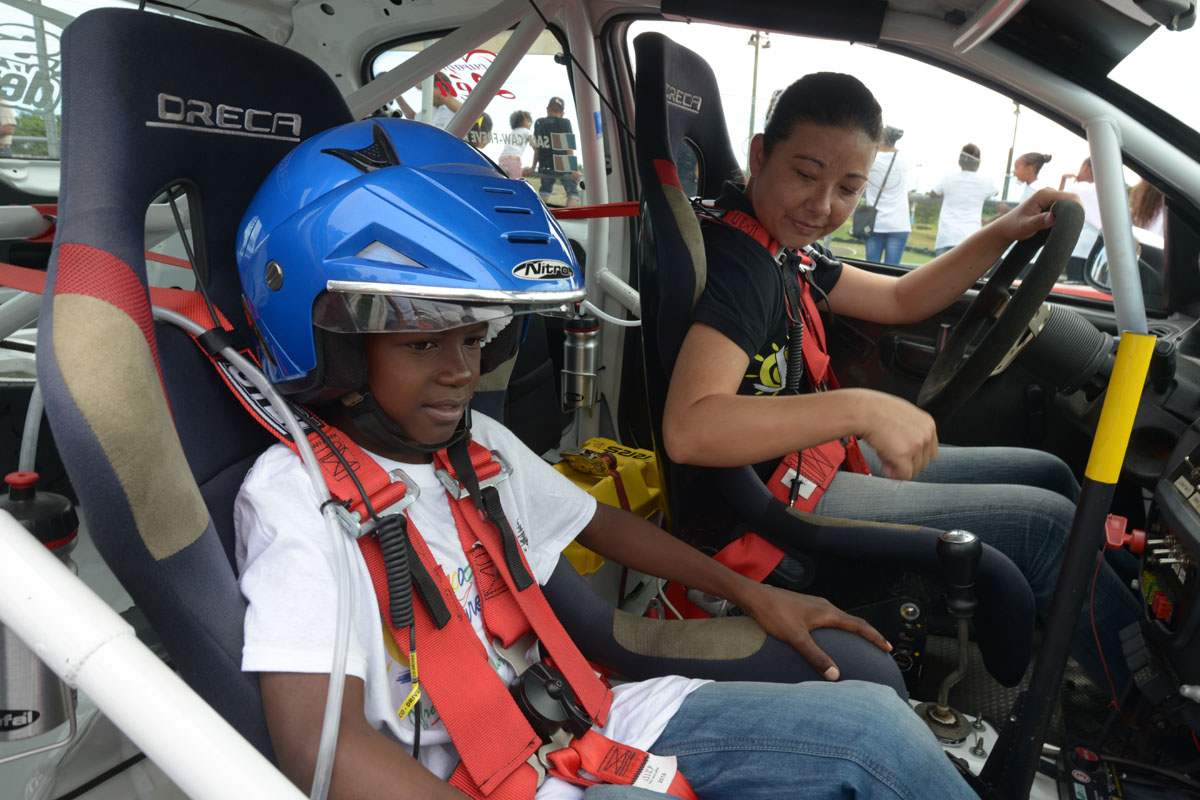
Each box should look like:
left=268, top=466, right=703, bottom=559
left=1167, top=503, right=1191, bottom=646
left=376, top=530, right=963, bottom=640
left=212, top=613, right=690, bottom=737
left=330, top=468, right=421, bottom=539
left=435, top=449, right=512, bottom=500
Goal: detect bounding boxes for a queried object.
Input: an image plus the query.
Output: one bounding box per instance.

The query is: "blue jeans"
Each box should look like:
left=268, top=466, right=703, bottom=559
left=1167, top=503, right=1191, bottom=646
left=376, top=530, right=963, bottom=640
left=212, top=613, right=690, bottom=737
left=813, top=443, right=1141, bottom=691
left=583, top=682, right=974, bottom=799
left=864, top=231, right=909, bottom=265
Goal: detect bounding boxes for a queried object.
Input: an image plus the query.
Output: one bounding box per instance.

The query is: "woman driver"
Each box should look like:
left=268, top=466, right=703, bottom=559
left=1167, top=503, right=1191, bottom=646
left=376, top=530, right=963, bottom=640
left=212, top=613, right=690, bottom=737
left=662, top=72, right=1141, bottom=694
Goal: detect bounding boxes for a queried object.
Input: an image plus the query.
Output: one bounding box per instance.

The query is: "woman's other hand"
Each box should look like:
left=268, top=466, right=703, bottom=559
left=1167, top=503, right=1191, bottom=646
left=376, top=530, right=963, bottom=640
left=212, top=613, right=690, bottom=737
left=850, top=389, right=938, bottom=480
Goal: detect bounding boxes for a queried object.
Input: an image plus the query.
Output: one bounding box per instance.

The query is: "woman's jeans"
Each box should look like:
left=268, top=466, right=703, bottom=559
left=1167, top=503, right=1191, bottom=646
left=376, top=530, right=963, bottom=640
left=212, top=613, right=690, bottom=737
left=864, top=231, right=909, bottom=265
left=583, top=681, right=974, bottom=799
left=812, top=443, right=1142, bottom=691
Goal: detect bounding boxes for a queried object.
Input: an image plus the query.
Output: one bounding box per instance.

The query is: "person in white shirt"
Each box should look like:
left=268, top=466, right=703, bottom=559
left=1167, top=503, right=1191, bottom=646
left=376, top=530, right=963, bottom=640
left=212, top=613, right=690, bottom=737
left=930, top=144, right=998, bottom=255
left=0, top=102, right=16, bottom=158
left=1059, top=158, right=1102, bottom=282
left=394, top=72, right=463, bottom=130
left=1014, top=151, right=1053, bottom=202
left=863, top=125, right=910, bottom=265
left=499, top=110, right=532, bottom=180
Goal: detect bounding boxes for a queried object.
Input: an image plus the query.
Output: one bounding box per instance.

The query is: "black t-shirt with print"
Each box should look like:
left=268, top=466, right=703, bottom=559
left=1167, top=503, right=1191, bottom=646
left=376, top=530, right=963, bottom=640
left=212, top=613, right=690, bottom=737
left=692, top=181, right=843, bottom=399
left=532, top=115, right=574, bottom=173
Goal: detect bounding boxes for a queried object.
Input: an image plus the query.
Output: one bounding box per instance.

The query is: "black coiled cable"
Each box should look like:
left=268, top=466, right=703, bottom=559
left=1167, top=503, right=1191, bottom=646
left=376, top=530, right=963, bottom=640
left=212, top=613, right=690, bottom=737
left=784, top=320, right=804, bottom=395
left=375, top=514, right=414, bottom=630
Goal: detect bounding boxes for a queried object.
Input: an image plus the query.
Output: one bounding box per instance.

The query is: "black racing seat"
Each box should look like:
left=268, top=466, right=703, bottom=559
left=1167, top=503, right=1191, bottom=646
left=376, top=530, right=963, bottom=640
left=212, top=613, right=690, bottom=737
left=38, top=8, right=356, bottom=756
left=632, top=31, right=1036, bottom=687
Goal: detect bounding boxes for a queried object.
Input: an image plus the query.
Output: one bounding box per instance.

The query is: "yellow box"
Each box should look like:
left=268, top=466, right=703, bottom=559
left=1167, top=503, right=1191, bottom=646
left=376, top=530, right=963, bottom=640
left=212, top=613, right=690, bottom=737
left=553, top=438, right=663, bottom=575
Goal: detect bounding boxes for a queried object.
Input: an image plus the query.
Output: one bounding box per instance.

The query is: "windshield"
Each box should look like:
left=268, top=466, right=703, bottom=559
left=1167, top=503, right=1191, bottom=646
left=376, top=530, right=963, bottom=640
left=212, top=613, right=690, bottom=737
left=1108, top=21, right=1200, bottom=135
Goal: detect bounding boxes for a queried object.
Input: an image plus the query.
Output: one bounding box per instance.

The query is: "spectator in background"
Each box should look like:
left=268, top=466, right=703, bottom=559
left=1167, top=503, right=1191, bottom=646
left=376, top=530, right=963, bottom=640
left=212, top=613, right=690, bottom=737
left=394, top=72, right=462, bottom=129
left=497, top=110, right=532, bottom=179
left=0, top=102, right=15, bottom=158
left=466, top=112, right=492, bottom=151
left=1014, top=151, right=1053, bottom=201
left=863, top=125, right=910, bottom=264
left=1060, top=158, right=1102, bottom=282
left=1130, top=179, right=1165, bottom=236
left=532, top=96, right=580, bottom=207
left=930, top=144, right=997, bottom=256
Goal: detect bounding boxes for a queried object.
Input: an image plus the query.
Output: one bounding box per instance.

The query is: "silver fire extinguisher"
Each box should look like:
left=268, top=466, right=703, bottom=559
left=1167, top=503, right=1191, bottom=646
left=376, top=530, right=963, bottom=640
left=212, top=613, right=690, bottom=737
left=562, top=315, right=600, bottom=411
left=0, top=471, right=78, bottom=756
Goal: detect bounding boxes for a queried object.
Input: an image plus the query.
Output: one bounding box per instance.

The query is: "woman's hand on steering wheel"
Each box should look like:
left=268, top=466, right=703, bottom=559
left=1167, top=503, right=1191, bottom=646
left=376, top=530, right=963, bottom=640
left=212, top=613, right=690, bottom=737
left=991, top=187, right=1078, bottom=242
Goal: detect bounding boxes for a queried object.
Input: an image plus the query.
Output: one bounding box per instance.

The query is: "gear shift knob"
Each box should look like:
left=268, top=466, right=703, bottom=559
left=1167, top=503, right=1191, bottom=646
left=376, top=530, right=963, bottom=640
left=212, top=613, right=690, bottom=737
left=937, top=529, right=981, bottom=619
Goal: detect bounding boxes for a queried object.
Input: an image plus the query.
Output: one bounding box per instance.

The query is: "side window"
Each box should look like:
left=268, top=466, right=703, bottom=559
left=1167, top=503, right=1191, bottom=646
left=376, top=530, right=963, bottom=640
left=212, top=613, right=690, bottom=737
left=369, top=30, right=584, bottom=209
left=627, top=20, right=1154, bottom=311
left=0, top=17, right=64, bottom=162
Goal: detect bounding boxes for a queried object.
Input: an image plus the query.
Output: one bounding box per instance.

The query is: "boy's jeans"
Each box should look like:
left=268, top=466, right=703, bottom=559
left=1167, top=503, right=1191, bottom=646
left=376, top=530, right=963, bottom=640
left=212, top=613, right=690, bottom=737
left=584, top=681, right=975, bottom=799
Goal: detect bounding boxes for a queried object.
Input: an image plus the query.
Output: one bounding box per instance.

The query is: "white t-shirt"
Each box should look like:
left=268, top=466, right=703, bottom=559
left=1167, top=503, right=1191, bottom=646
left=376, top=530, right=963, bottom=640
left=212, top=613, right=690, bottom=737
left=235, top=413, right=707, bottom=800
left=431, top=104, right=454, bottom=130
left=1019, top=178, right=1048, bottom=203
left=865, top=151, right=911, bottom=233
left=932, top=171, right=998, bottom=251
left=500, top=126, right=532, bottom=159
left=1066, top=180, right=1103, bottom=260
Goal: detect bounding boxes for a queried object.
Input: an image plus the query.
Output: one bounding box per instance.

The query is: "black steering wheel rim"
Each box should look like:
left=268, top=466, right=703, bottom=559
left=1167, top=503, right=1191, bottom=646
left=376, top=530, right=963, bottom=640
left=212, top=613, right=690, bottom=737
left=917, top=199, right=1084, bottom=418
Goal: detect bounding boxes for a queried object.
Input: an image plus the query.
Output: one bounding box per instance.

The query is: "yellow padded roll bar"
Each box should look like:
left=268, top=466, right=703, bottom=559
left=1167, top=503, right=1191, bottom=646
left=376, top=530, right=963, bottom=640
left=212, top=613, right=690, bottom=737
left=1084, top=332, right=1157, bottom=484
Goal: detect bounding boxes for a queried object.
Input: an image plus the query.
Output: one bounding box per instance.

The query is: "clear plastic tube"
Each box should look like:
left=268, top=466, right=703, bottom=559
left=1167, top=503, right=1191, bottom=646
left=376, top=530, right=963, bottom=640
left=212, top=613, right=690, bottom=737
left=153, top=308, right=351, bottom=800
left=19, top=380, right=43, bottom=472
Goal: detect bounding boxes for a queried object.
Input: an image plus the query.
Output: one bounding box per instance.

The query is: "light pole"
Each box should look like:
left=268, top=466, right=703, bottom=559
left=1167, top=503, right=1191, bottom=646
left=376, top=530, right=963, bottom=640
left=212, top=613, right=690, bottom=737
left=747, top=31, right=770, bottom=149
left=1002, top=101, right=1021, bottom=202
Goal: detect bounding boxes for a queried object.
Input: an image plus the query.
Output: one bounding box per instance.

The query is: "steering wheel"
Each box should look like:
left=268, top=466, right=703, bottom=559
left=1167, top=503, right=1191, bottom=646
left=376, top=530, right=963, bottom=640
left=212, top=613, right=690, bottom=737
left=917, top=199, right=1083, bottom=418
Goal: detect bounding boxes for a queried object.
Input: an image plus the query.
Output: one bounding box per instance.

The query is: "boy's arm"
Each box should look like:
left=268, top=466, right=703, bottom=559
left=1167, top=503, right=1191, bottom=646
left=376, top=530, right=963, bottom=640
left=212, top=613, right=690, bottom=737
left=574, top=503, right=891, bottom=680
left=260, top=672, right=465, bottom=800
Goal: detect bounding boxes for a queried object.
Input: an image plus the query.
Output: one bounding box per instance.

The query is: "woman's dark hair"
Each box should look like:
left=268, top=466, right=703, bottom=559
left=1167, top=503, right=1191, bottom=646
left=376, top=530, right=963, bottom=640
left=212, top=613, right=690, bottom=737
left=1017, top=152, right=1052, bottom=174
left=1129, top=180, right=1165, bottom=229
left=959, top=143, right=981, bottom=171
left=509, top=109, right=530, bottom=129
left=762, top=73, right=883, bottom=158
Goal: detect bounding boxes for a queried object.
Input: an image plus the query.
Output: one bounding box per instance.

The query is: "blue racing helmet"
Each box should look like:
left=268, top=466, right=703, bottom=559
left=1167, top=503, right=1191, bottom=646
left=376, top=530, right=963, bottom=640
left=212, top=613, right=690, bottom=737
left=237, top=118, right=584, bottom=402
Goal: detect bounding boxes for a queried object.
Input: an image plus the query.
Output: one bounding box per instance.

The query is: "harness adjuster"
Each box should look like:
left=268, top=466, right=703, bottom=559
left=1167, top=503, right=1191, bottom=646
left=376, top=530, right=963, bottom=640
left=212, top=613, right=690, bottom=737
left=331, top=467, right=421, bottom=539
left=436, top=449, right=512, bottom=500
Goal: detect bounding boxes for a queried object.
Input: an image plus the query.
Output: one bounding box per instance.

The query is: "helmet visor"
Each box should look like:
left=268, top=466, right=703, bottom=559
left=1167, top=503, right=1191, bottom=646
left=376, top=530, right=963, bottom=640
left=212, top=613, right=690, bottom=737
left=312, top=291, right=573, bottom=342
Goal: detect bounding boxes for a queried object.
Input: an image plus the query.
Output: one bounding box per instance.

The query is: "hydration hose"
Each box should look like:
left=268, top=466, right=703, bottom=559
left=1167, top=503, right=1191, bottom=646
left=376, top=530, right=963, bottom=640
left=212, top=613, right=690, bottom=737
left=154, top=308, right=352, bottom=800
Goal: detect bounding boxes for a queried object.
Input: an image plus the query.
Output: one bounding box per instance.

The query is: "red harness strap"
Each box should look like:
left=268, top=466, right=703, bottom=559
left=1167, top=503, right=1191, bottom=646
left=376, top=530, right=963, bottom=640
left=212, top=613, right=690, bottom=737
left=699, top=207, right=871, bottom=510
left=433, top=445, right=613, bottom=722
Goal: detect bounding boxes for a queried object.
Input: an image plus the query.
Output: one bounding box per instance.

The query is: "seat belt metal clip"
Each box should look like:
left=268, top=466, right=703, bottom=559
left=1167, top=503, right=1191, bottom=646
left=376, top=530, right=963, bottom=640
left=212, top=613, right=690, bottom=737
left=436, top=449, right=513, bottom=500
left=332, top=468, right=421, bottom=539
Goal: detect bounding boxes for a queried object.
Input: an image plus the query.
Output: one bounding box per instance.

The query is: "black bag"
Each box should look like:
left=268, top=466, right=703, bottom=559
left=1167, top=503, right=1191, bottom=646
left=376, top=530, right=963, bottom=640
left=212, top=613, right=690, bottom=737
left=849, top=152, right=897, bottom=241
left=849, top=205, right=877, bottom=240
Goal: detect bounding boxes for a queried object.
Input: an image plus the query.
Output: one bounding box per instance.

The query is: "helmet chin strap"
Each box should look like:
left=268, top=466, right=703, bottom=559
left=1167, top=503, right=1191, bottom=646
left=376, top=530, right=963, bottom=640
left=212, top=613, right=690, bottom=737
left=341, top=389, right=472, bottom=457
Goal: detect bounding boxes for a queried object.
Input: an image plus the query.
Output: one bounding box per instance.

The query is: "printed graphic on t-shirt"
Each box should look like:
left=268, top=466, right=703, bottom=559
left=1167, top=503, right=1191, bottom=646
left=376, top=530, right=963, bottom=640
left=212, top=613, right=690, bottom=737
left=744, top=340, right=788, bottom=395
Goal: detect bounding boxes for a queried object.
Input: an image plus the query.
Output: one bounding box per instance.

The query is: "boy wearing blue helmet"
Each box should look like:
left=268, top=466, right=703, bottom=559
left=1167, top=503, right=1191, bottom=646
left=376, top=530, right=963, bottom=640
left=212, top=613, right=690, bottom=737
left=234, top=119, right=974, bottom=800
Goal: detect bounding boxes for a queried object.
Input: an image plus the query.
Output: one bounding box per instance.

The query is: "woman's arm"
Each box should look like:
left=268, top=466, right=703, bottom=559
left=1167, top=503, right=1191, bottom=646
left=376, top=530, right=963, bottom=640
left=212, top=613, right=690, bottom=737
left=260, top=673, right=465, bottom=800
left=826, top=187, right=1074, bottom=324
left=662, top=322, right=936, bottom=478
left=575, top=503, right=891, bottom=679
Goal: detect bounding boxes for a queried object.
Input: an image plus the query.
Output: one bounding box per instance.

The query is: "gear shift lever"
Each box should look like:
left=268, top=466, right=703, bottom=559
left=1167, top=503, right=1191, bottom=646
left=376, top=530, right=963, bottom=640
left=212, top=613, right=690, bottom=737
left=916, top=529, right=982, bottom=744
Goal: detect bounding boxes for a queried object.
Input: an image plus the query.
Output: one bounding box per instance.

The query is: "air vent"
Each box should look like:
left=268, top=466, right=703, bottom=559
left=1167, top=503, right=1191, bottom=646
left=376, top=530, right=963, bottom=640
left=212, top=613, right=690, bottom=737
left=505, top=232, right=550, bottom=244
left=483, top=186, right=517, bottom=195
left=493, top=205, right=533, bottom=215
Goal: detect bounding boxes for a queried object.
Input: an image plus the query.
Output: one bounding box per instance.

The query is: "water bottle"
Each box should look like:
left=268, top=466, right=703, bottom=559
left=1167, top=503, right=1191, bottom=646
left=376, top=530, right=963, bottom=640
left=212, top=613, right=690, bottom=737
left=562, top=315, right=599, bottom=410
left=0, top=471, right=78, bottom=741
